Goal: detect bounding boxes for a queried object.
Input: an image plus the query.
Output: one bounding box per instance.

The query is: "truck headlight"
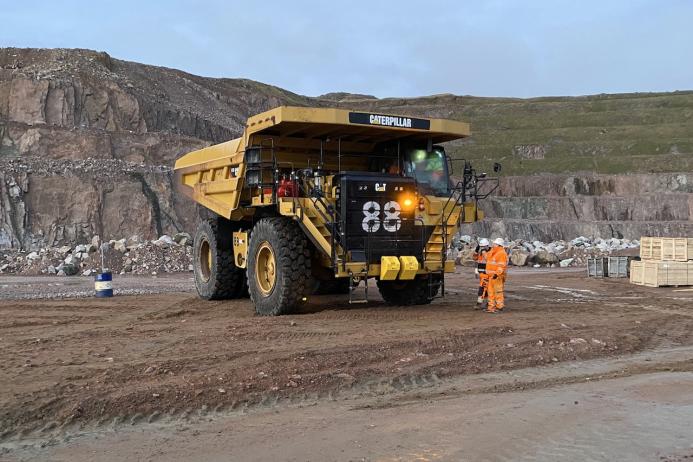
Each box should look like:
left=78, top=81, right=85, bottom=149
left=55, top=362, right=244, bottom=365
left=400, top=195, right=416, bottom=211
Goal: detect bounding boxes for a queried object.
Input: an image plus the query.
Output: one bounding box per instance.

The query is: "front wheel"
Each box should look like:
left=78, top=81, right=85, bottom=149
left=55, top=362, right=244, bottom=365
left=247, top=218, right=311, bottom=315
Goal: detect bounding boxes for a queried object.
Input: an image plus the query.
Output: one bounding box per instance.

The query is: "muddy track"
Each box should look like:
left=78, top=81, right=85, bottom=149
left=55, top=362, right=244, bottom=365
left=1, top=270, right=692, bottom=452
left=4, top=346, right=693, bottom=453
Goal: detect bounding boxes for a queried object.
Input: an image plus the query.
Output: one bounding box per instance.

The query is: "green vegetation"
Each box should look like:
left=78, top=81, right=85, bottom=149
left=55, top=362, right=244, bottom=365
left=448, top=91, right=693, bottom=174
left=362, top=91, right=693, bottom=175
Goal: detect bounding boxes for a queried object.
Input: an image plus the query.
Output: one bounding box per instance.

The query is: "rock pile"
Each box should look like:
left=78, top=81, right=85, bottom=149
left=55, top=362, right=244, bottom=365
left=1, top=232, right=641, bottom=275
left=0, top=157, right=172, bottom=177
left=452, top=235, right=639, bottom=268
left=0, top=233, right=193, bottom=276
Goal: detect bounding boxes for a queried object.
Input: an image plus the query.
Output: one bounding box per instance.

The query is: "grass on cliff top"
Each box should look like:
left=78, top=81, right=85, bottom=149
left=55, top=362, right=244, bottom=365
left=358, top=91, right=693, bottom=175
left=443, top=91, right=693, bottom=175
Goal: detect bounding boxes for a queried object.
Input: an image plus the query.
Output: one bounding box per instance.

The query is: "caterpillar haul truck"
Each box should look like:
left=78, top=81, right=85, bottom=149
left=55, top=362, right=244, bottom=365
left=174, top=106, right=499, bottom=315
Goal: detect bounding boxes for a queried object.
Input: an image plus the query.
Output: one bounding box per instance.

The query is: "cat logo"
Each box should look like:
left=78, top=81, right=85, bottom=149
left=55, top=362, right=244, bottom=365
left=369, top=114, right=412, bottom=128
left=375, top=183, right=386, bottom=192
left=348, top=112, right=431, bottom=130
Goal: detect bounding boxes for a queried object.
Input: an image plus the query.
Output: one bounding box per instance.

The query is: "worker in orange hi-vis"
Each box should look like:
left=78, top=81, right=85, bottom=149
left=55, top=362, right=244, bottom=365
left=473, top=238, right=491, bottom=309
left=485, top=238, right=508, bottom=313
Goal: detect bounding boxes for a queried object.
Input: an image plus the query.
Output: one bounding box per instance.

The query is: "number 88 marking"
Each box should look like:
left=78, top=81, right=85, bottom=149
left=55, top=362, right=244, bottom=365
left=361, top=201, right=401, bottom=233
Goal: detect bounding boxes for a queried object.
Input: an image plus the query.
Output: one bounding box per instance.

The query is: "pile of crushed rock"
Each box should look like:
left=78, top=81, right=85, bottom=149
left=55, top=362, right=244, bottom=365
left=452, top=235, right=640, bottom=268
left=1, top=233, right=641, bottom=276
left=0, top=157, right=171, bottom=177
left=0, top=233, right=193, bottom=276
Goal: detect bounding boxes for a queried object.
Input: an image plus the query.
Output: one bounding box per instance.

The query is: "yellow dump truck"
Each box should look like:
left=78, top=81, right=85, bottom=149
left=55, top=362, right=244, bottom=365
left=174, top=106, right=499, bottom=315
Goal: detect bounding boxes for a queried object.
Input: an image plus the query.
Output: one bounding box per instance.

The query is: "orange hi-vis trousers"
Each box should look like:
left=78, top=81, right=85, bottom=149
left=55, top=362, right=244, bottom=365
left=487, top=275, right=505, bottom=311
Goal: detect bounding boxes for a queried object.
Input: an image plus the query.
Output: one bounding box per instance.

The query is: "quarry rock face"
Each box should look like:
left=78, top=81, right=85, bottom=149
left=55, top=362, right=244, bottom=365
left=464, top=173, right=693, bottom=241
left=0, top=48, right=310, bottom=250
left=0, top=157, right=203, bottom=250
left=1, top=47, right=692, bottom=249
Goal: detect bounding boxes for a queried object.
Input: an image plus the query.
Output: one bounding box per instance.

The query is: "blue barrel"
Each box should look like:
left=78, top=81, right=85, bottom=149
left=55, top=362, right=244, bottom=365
left=95, top=272, right=113, bottom=297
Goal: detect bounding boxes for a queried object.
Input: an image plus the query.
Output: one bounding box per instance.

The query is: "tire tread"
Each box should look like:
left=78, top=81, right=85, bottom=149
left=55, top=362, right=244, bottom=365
left=194, top=217, right=245, bottom=300
left=248, top=217, right=311, bottom=315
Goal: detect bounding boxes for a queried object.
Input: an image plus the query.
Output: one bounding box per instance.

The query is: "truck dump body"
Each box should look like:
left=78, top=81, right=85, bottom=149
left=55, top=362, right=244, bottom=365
left=174, top=107, right=470, bottom=218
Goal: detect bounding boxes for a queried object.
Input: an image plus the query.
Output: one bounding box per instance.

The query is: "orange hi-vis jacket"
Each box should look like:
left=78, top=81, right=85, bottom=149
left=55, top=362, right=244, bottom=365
left=475, top=251, right=488, bottom=276
left=486, top=246, right=508, bottom=278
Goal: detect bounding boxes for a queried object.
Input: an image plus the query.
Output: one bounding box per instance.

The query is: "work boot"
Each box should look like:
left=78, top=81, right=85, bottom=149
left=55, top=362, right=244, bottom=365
left=484, top=308, right=498, bottom=314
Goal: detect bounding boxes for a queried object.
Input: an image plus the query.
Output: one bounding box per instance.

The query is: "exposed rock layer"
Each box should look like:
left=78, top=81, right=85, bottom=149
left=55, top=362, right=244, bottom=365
left=1, top=48, right=308, bottom=249
left=466, top=173, right=693, bottom=240
left=1, top=48, right=691, bottom=249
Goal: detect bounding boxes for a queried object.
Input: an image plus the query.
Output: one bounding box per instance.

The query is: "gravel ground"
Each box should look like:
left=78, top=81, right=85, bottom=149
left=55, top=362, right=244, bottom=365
left=0, top=274, right=194, bottom=300
left=2, top=269, right=693, bottom=460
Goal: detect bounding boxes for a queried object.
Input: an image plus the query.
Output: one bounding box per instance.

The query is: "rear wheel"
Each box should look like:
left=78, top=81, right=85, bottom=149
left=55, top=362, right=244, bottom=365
left=247, top=218, right=311, bottom=315
left=193, top=218, right=246, bottom=300
left=377, top=275, right=440, bottom=306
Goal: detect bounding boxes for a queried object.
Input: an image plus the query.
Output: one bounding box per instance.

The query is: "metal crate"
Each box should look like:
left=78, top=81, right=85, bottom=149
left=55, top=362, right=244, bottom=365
left=587, top=258, right=608, bottom=278
left=607, top=256, right=630, bottom=278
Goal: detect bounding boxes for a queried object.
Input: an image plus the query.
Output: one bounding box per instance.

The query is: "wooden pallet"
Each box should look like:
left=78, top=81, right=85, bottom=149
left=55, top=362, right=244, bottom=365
left=629, top=260, right=644, bottom=285
left=638, top=261, right=693, bottom=287
left=640, top=237, right=692, bottom=262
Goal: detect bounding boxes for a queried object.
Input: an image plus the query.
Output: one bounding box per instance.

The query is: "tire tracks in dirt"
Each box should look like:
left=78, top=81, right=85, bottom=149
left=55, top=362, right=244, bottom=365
left=3, top=345, right=693, bottom=453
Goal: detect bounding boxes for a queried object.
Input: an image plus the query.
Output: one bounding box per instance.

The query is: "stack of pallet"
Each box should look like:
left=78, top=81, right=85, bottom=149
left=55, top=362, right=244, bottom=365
left=630, top=237, right=693, bottom=287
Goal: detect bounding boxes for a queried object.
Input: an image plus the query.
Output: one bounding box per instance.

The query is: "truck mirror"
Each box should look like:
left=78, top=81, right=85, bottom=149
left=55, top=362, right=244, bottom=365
left=493, top=162, right=502, bottom=173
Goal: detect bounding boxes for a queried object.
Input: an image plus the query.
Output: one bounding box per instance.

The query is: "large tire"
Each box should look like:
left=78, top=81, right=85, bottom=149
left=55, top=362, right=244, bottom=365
left=193, top=218, right=246, bottom=300
left=247, top=217, right=311, bottom=315
left=377, top=275, right=440, bottom=306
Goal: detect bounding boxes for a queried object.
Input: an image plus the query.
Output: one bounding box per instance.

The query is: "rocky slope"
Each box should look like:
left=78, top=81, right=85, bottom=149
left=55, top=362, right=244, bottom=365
left=0, top=48, right=310, bottom=249
left=1, top=47, right=692, bottom=250
left=466, top=172, right=693, bottom=240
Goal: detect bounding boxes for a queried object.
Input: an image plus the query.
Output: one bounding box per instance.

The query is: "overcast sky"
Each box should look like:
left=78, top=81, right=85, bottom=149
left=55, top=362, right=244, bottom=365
left=1, top=0, right=691, bottom=98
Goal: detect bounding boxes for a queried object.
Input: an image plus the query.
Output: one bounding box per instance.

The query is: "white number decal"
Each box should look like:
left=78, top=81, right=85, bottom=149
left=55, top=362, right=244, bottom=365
left=383, top=201, right=401, bottom=232
left=362, top=201, right=380, bottom=232
left=362, top=201, right=401, bottom=232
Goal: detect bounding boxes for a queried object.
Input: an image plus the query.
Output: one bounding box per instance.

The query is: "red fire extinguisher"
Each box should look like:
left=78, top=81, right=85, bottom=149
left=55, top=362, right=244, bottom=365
left=277, top=177, right=297, bottom=197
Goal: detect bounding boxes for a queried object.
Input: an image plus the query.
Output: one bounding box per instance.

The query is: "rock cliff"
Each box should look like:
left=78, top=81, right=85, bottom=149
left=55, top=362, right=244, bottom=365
left=465, top=173, right=693, bottom=240
left=1, top=48, right=691, bottom=249
left=0, top=48, right=310, bottom=249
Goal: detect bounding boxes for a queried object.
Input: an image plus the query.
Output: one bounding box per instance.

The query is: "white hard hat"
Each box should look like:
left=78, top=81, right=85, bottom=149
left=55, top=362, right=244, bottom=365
left=493, top=237, right=505, bottom=246
left=479, top=238, right=490, bottom=247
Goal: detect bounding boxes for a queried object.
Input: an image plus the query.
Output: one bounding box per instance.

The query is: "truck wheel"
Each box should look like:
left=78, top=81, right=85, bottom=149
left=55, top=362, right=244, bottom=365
left=193, top=218, right=246, bottom=300
left=377, top=275, right=440, bottom=306
left=247, top=218, right=311, bottom=315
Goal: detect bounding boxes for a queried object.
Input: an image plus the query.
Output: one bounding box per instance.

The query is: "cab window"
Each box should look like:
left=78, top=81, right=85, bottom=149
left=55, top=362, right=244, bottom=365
left=404, top=147, right=449, bottom=196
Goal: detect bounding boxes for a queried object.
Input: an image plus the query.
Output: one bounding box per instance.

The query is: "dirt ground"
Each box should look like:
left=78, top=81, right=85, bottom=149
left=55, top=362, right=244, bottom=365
left=2, top=268, right=693, bottom=460
left=15, top=369, right=693, bottom=462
